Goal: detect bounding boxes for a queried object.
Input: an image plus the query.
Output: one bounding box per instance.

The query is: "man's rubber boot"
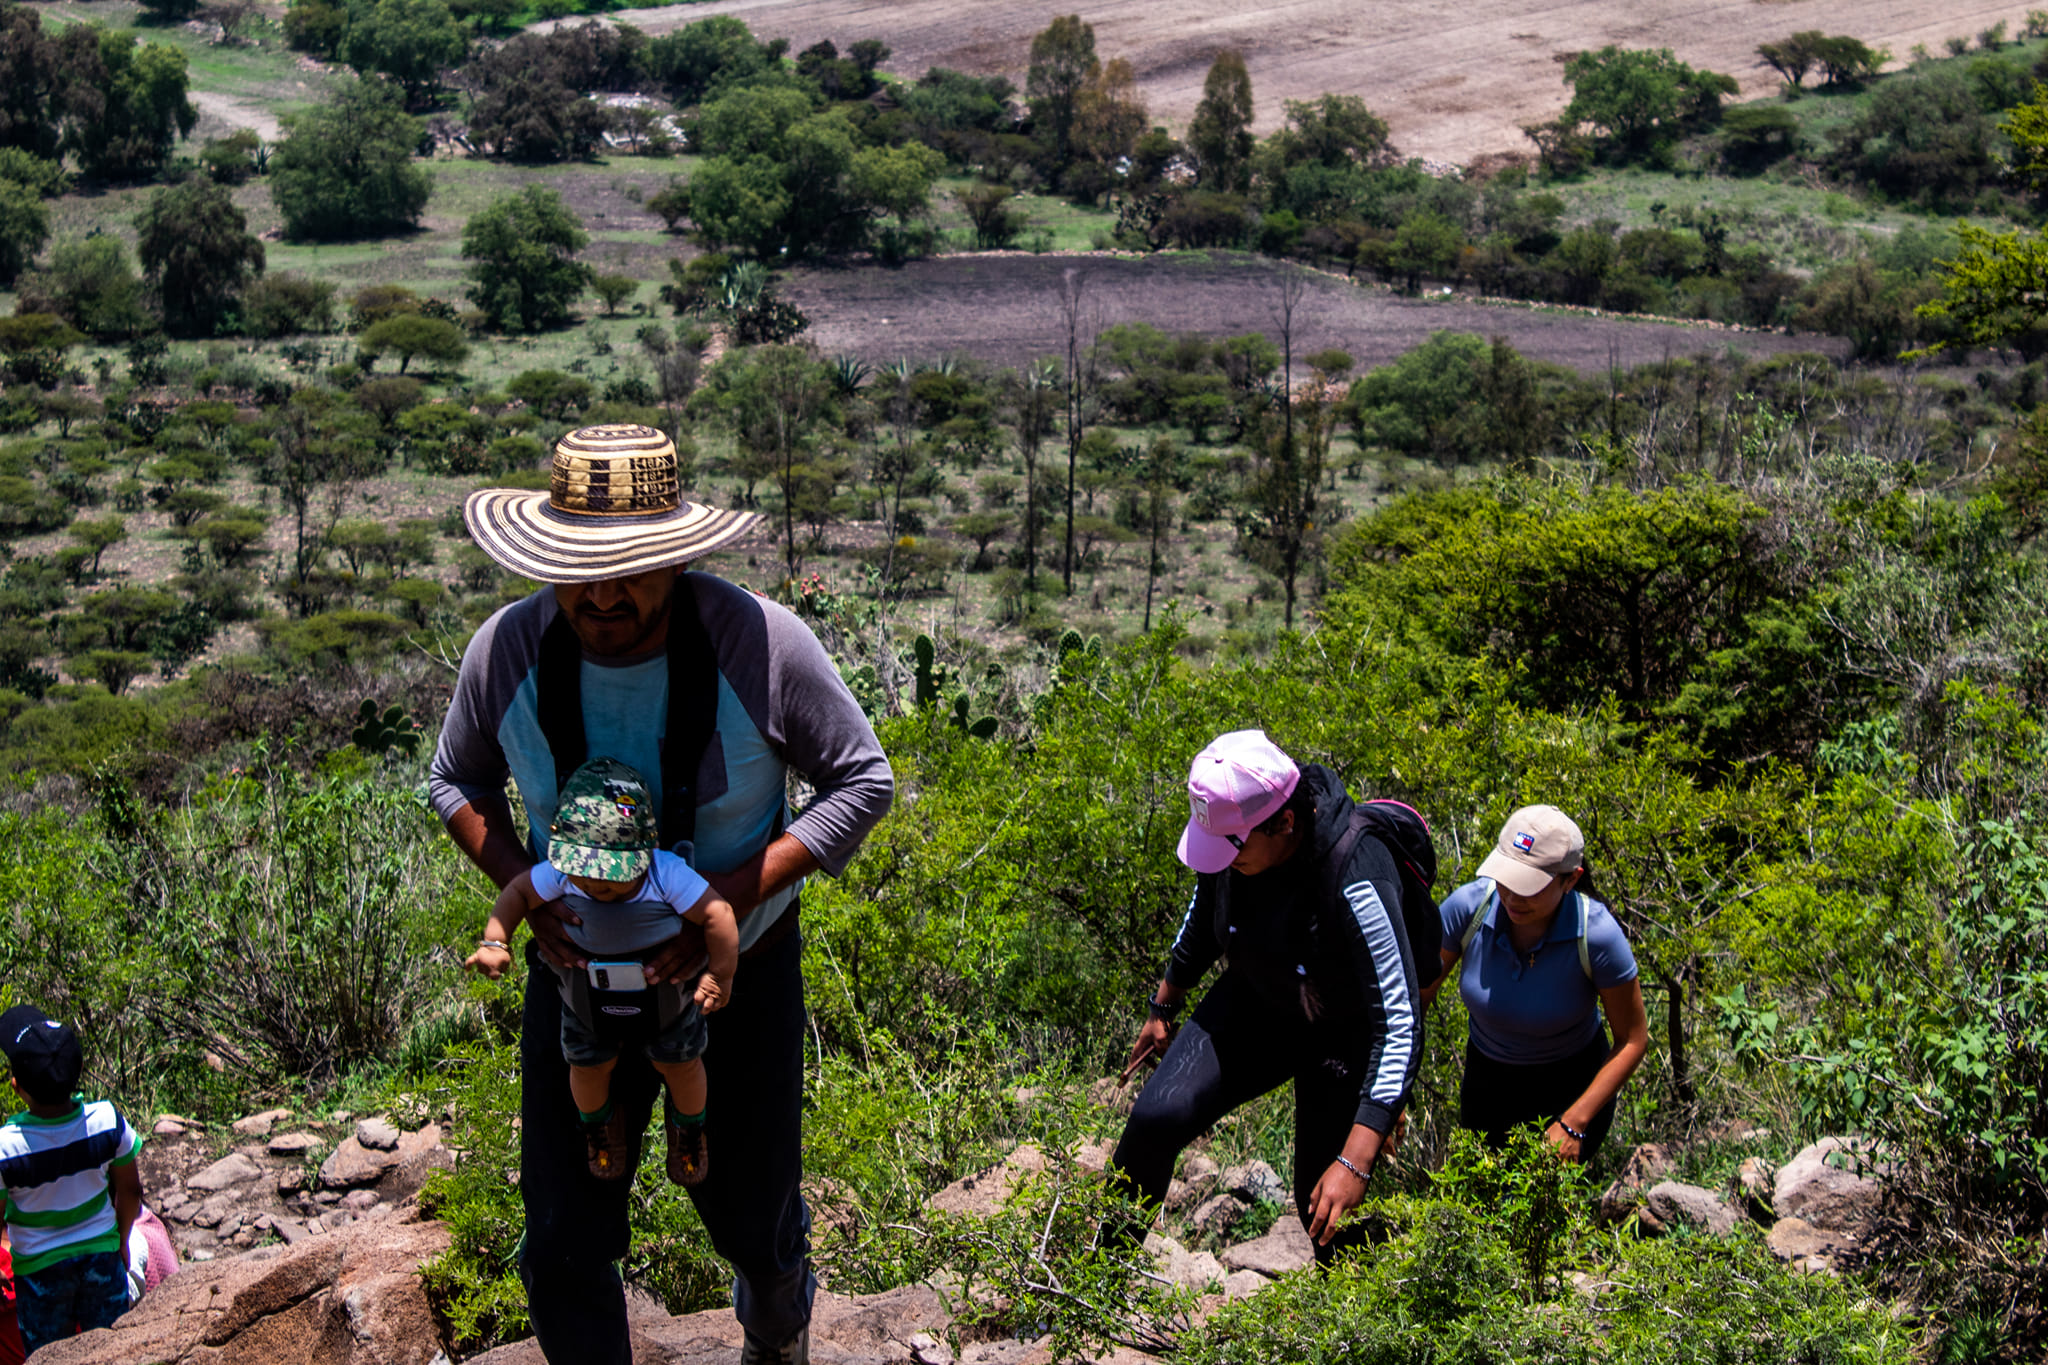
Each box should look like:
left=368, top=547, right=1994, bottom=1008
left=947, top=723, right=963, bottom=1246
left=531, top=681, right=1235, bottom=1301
left=739, top=1326, right=809, bottom=1365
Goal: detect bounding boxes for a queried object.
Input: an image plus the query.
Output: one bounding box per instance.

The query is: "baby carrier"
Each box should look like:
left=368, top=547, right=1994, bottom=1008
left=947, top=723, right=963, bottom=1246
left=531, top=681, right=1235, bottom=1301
left=534, top=578, right=716, bottom=1046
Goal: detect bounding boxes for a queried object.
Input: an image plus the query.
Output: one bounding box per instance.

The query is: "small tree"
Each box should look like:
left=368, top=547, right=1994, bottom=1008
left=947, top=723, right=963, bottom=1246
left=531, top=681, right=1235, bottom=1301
left=1756, top=32, right=1820, bottom=89
left=461, top=186, right=591, bottom=332
left=0, top=179, right=49, bottom=286
left=590, top=272, right=639, bottom=315
left=68, top=515, right=126, bottom=577
left=957, top=185, right=1025, bottom=249
left=1188, top=50, right=1255, bottom=193
left=269, top=76, right=434, bottom=242
left=358, top=314, right=468, bottom=374
left=136, top=178, right=265, bottom=337
left=1025, top=15, right=1098, bottom=179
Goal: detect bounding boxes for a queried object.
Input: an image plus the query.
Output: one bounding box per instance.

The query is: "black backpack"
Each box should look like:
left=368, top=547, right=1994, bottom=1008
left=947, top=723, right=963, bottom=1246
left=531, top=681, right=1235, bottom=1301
left=1323, top=799, right=1441, bottom=974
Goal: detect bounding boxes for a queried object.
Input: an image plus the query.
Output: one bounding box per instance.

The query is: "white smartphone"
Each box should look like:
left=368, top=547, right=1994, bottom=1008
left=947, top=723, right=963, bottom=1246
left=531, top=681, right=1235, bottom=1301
left=588, top=961, right=649, bottom=993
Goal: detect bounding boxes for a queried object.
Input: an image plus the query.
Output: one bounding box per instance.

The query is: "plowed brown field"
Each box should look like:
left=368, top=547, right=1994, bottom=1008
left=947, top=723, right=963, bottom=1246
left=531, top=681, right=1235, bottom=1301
left=603, top=0, right=2035, bottom=162
left=786, top=253, right=1847, bottom=373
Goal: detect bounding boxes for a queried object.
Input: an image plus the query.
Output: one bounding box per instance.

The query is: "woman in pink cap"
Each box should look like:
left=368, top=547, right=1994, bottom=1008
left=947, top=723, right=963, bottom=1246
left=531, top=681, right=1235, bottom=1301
left=1423, top=805, right=1649, bottom=1164
left=1108, top=729, right=1427, bottom=1262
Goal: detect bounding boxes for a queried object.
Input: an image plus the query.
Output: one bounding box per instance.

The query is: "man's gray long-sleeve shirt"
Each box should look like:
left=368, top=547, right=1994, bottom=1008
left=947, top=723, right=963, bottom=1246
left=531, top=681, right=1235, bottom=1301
left=429, top=573, right=893, bottom=950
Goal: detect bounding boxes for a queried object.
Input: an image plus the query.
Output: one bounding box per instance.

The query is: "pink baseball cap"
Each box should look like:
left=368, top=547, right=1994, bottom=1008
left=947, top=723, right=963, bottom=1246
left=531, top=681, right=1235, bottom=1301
left=1176, top=729, right=1301, bottom=873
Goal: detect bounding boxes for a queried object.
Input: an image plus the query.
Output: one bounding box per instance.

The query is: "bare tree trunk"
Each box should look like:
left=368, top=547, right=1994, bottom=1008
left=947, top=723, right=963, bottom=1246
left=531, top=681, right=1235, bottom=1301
left=1061, top=268, right=1088, bottom=596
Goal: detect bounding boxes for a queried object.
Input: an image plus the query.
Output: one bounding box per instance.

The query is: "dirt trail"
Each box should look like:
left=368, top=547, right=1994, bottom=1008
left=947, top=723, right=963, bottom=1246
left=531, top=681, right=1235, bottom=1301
left=784, top=252, right=1848, bottom=375
left=189, top=91, right=283, bottom=142
left=589, top=0, right=2038, bottom=162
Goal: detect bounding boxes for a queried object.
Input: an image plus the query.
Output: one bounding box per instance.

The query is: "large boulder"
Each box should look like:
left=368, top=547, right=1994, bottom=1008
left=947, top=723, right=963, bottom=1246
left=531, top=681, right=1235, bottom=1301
left=319, top=1124, right=444, bottom=1194
left=469, top=1285, right=968, bottom=1365
left=1143, top=1232, right=1224, bottom=1292
left=1219, top=1217, right=1313, bottom=1278
left=1772, top=1136, right=1884, bottom=1234
left=31, top=1208, right=451, bottom=1365
left=1640, top=1181, right=1740, bottom=1237
left=926, top=1144, right=1051, bottom=1218
left=186, top=1152, right=266, bottom=1193
left=1215, top=1161, right=1285, bottom=1206
left=1765, top=1216, right=1856, bottom=1274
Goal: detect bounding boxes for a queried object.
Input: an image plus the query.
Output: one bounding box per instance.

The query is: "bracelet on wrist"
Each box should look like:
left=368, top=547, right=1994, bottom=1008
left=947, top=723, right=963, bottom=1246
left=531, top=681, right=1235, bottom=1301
left=478, top=939, right=509, bottom=951
left=1145, top=994, right=1183, bottom=1022
left=1557, top=1119, right=1587, bottom=1142
left=1334, top=1154, right=1370, bottom=1185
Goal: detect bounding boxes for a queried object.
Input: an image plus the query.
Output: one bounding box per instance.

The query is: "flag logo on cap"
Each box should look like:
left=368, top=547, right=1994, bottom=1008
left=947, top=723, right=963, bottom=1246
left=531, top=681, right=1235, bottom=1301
left=1512, top=830, right=1536, bottom=853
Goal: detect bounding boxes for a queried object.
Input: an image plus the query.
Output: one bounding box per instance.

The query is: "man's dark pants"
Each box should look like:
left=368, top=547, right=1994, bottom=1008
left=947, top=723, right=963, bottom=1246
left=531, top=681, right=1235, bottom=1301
left=519, top=926, right=813, bottom=1362
left=1110, top=971, right=1389, bottom=1265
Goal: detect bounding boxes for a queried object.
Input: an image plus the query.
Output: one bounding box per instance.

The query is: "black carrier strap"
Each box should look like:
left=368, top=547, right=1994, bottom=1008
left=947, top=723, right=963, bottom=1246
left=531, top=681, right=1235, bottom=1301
left=536, top=571, right=721, bottom=848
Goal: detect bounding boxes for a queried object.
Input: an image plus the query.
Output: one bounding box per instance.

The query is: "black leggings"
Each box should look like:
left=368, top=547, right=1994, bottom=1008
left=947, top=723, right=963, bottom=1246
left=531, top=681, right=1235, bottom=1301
left=1110, top=971, right=1392, bottom=1265
left=1457, top=1032, right=1617, bottom=1165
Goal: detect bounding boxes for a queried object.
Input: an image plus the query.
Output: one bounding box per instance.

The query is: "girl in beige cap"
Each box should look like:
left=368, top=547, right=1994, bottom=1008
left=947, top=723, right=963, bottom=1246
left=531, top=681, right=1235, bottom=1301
left=1423, top=805, right=1650, bottom=1164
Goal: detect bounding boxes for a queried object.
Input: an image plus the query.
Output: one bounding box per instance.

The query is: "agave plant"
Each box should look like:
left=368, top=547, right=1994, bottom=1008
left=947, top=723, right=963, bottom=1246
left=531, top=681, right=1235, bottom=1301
left=829, top=354, right=873, bottom=397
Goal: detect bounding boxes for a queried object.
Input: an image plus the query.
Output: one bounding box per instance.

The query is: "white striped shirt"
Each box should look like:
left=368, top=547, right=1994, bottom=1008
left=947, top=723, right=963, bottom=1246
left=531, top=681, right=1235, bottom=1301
left=0, top=1100, right=140, bottom=1275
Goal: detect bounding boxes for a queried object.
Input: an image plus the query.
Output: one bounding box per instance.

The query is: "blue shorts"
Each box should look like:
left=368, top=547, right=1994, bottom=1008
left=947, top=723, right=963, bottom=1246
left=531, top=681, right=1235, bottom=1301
left=560, top=991, right=707, bottom=1068
left=17, top=1248, right=127, bottom=1354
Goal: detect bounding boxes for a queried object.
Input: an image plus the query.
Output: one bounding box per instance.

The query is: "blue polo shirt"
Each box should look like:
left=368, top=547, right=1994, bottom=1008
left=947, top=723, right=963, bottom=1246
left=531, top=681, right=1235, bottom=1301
left=1439, top=878, right=1638, bottom=1065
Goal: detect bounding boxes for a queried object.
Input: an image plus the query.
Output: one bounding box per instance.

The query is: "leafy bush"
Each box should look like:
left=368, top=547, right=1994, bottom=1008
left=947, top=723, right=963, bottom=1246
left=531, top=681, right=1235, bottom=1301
left=241, top=274, right=340, bottom=338
left=1185, top=1130, right=1911, bottom=1365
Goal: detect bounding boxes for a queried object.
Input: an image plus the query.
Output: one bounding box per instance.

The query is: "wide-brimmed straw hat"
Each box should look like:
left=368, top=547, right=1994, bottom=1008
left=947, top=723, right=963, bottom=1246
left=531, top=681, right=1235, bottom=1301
left=465, top=424, right=762, bottom=583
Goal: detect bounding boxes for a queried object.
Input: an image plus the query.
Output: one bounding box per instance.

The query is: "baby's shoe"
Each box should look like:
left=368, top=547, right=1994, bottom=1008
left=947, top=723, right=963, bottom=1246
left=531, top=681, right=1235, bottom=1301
left=665, top=1114, right=708, bottom=1186
left=585, top=1108, right=633, bottom=1181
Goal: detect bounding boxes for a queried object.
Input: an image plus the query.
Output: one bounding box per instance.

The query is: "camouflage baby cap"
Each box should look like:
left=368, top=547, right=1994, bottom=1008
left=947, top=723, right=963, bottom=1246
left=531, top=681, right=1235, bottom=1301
left=549, top=757, right=660, bottom=882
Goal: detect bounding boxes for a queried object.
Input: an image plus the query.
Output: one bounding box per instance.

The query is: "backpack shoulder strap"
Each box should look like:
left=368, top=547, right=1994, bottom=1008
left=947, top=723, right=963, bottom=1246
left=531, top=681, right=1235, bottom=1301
left=1459, top=878, right=1494, bottom=955
left=535, top=610, right=585, bottom=797
left=1323, top=806, right=1371, bottom=894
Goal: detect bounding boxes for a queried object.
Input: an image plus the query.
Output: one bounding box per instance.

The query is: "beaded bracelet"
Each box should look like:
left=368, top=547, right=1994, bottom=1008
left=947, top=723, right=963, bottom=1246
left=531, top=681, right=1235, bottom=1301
left=478, top=939, right=509, bottom=951
left=1557, top=1119, right=1588, bottom=1142
left=1334, top=1154, right=1369, bottom=1184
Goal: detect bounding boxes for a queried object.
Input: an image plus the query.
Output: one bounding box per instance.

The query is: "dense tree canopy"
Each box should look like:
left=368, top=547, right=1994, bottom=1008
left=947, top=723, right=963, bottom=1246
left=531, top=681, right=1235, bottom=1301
left=460, top=186, right=590, bottom=331
left=1556, top=46, right=1738, bottom=163
left=1188, top=51, right=1255, bottom=193
left=136, top=178, right=265, bottom=336
left=339, top=0, right=464, bottom=106
left=689, top=86, right=943, bottom=258
left=1025, top=14, right=1097, bottom=178
left=269, top=77, right=434, bottom=241
left=68, top=30, right=195, bottom=182
left=0, top=5, right=104, bottom=163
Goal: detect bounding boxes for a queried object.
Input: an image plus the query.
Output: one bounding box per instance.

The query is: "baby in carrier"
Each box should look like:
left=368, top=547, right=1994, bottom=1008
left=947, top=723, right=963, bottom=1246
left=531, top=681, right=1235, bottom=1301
left=467, top=757, right=739, bottom=1184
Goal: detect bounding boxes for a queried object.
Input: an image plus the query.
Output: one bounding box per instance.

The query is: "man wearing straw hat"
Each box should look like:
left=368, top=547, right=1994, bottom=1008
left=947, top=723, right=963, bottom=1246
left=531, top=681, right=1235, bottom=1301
left=430, top=424, right=893, bottom=1365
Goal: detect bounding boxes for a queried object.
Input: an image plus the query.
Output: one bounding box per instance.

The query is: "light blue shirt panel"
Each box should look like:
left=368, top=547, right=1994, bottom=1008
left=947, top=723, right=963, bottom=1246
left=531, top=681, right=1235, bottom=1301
left=693, top=672, right=788, bottom=876
left=1439, top=879, right=1638, bottom=1065
left=495, top=657, right=797, bottom=952
left=497, top=656, right=667, bottom=851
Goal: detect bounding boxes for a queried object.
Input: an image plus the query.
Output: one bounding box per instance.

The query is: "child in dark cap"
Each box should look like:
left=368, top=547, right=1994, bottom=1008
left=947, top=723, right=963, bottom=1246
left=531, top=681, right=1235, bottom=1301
left=0, top=1004, right=144, bottom=1355
left=468, top=757, right=739, bottom=1186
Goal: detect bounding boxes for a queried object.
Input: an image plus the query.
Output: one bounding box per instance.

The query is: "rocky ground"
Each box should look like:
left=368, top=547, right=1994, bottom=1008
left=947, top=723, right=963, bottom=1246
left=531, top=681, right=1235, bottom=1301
left=52, top=1093, right=1884, bottom=1363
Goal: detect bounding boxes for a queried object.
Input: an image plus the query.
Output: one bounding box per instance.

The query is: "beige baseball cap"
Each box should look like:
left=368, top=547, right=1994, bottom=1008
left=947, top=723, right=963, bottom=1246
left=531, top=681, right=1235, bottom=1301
left=1477, top=805, right=1584, bottom=896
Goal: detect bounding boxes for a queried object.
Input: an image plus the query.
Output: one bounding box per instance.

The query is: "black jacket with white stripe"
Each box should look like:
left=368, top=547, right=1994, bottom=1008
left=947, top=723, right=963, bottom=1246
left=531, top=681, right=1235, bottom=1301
left=1162, top=764, right=1422, bottom=1135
